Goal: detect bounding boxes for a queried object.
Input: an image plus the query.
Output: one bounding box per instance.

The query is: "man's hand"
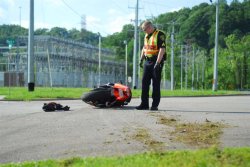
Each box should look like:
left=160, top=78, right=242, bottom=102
left=154, top=62, right=160, bottom=70
left=153, top=62, right=160, bottom=79
left=139, top=59, right=144, bottom=68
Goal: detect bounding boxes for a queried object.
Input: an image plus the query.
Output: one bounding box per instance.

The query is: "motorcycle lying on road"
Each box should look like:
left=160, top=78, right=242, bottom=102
left=81, top=83, right=132, bottom=108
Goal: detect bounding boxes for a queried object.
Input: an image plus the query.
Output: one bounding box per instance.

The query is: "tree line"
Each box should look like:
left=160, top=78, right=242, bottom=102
left=104, top=0, right=250, bottom=90
left=0, top=0, right=249, bottom=90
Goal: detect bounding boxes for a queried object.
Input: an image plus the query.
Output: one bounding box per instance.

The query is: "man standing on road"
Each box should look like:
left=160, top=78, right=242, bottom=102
left=136, top=20, right=166, bottom=111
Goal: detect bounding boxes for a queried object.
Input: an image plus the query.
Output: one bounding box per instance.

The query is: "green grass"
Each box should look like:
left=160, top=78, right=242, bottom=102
left=0, top=87, right=243, bottom=100
left=129, top=89, right=241, bottom=98
left=0, top=87, right=91, bottom=100
left=1, top=147, right=250, bottom=167
left=161, top=89, right=241, bottom=96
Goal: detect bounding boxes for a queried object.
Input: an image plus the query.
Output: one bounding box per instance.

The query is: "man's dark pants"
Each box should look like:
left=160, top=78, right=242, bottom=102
left=141, top=60, right=164, bottom=108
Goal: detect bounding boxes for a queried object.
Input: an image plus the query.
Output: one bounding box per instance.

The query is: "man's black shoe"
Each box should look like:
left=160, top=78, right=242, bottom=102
left=150, top=106, right=158, bottom=111
left=136, top=105, right=149, bottom=110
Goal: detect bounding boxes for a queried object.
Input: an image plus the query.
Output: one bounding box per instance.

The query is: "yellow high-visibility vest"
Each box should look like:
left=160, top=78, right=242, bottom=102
left=143, top=30, right=160, bottom=57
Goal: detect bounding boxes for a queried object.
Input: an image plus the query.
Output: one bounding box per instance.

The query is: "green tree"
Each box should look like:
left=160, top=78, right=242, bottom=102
left=224, top=34, right=244, bottom=89
left=217, top=48, right=235, bottom=89
left=0, top=25, right=27, bottom=46
left=79, top=29, right=99, bottom=46
left=68, top=28, right=81, bottom=41
left=240, top=35, right=250, bottom=88
left=34, top=28, right=49, bottom=35
left=48, top=27, right=68, bottom=38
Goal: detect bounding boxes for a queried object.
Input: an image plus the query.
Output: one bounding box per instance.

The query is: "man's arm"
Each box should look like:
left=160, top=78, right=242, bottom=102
left=140, top=48, right=145, bottom=60
left=156, top=47, right=165, bottom=64
left=156, top=31, right=166, bottom=64
left=139, top=48, right=145, bottom=68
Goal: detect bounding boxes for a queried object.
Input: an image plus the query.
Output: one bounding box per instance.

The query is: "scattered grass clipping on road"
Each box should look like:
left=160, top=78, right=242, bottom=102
left=152, top=113, right=227, bottom=148
left=171, top=122, right=226, bottom=147
left=131, top=128, right=164, bottom=151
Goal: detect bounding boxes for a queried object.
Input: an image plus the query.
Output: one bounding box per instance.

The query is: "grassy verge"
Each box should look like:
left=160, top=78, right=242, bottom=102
left=0, top=87, right=243, bottom=100
left=1, top=147, right=250, bottom=167
left=0, top=87, right=91, bottom=100
left=133, top=89, right=242, bottom=97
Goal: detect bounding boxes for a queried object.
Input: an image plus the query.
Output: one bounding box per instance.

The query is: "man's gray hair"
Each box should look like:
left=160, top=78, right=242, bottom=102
left=141, top=20, right=153, bottom=29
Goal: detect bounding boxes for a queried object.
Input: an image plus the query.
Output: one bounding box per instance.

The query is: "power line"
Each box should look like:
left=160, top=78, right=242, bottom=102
left=188, top=6, right=213, bottom=36
left=142, top=0, right=168, bottom=17
left=60, top=0, right=109, bottom=36
left=110, top=0, right=131, bottom=15
left=61, top=0, right=81, bottom=17
left=143, top=0, right=168, bottom=8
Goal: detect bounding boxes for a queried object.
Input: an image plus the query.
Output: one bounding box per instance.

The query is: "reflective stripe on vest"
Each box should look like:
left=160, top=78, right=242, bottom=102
left=143, top=30, right=159, bottom=57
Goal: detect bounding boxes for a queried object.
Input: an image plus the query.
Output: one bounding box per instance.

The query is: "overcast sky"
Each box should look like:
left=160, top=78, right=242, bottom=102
left=0, top=0, right=238, bottom=36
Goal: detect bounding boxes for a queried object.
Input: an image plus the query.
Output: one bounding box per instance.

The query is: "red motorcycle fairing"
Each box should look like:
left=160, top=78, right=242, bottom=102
left=81, top=83, right=132, bottom=107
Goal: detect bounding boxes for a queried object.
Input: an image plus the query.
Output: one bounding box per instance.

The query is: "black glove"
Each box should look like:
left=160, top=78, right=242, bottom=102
left=153, top=62, right=161, bottom=79
left=154, top=62, right=160, bottom=70
left=139, top=59, right=144, bottom=68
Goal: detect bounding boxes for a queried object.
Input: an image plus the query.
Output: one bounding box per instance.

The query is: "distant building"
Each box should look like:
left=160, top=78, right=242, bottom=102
left=0, top=35, right=125, bottom=87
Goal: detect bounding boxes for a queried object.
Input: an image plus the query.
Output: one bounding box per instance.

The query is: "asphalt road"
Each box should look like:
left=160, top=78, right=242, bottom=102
left=0, top=96, right=250, bottom=164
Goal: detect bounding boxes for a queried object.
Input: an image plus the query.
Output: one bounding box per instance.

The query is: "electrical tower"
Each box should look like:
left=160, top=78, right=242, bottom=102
left=81, top=15, right=86, bottom=30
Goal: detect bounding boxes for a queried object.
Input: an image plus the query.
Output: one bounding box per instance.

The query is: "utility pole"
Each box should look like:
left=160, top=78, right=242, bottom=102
left=138, top=25, right=141, bottom=88
left=196, top=61, right=199, bottom=89
left=213, top=0, right=219, bottom=91
left=46, top=49, right=53, bottom=87
left=98, top=32, right=101, bottom=86
left=132, top=0, right=139, bottom=89
left=19, top=6, right=22, bottom=27
left=28, top=0, right=34, bottom=91
left=185, top=45, right=188, bottom=90
left=124, top=40, right=128, bottom=85
left=170, top=22, right=175, bottom=90
left=192, top=46, right=195, bottom=91
left=202, top=51, right=206, bottom=90
left=180, top=45, right=183, bottom=90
